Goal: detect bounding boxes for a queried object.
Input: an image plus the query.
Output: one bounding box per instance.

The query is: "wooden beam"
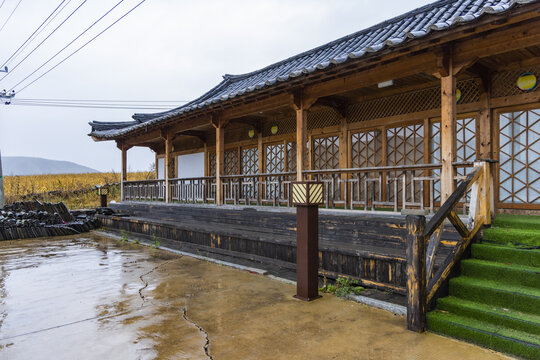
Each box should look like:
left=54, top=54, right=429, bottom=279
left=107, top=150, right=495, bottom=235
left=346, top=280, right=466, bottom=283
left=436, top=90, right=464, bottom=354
left=440, top=54, right=457, bottom=203
left=454, top=19, right=540, bottom=64
left=215, top=120, right=225, bottom=205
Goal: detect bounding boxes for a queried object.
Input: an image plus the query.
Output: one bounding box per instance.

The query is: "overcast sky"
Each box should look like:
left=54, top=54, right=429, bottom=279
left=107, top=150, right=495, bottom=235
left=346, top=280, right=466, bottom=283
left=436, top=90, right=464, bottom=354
left=0, top=0, right=433, bottom=172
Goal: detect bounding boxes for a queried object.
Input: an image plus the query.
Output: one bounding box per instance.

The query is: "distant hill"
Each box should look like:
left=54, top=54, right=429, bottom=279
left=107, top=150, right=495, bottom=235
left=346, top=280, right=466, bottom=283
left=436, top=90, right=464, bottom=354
left=1, top=156, right=99, bottom=176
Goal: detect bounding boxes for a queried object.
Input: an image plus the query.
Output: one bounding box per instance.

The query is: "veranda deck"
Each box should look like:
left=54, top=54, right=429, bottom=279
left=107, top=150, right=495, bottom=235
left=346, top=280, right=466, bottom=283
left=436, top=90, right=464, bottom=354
left=98, top=202, right=461, bottom=294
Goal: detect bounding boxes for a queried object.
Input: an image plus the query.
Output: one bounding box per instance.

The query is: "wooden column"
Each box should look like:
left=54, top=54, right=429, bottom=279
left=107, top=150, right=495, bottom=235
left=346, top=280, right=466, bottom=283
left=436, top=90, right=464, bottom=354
left=477, top=77, right=492, bottom=160
left=215, top=123, right=225, bottom=205
left=121, top=145, right=128, bottom=201
left=339, top=117, right=348, bottom=202
left=164, top=133, right=172, bottom=203
left=203, top=143, right=208, bottom=177
left=440, top=72, right=457, bottom=203
left=258, top=131, right=264, bottom=173
left=296, top=109, right=307, bottom=181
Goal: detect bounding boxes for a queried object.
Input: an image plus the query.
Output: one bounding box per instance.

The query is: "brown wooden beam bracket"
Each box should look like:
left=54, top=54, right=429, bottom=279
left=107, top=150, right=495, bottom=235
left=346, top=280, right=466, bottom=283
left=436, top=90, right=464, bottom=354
left=174, top=130, right=207, bottom=143
left=314, top=95, right=349, bottom=117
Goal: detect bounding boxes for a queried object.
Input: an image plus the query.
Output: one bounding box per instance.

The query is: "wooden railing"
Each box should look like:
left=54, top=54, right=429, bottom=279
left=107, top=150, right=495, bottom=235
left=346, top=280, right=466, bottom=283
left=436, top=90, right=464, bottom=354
left=304, top=164, right=445, bottom=212
left=124, top=179, right=166, bottom=201
left=169, top=176, right=216, bottom=204
left=405, top=160, right=494, bottom=332
left=121, top=163, right=474, bottom=211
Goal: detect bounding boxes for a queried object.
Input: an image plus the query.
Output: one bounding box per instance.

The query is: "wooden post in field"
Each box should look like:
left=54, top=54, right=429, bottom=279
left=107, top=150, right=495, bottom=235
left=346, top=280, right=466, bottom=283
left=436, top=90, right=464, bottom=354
left=406, top=215, right=426, bottom=332
left=0, top=148, right=4, bottom=209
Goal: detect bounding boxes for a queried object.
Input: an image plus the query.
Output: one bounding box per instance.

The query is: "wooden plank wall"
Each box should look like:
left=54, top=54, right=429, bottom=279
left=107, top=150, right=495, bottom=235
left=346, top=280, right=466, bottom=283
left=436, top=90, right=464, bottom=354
left=99, top=203, right=460, bottom=293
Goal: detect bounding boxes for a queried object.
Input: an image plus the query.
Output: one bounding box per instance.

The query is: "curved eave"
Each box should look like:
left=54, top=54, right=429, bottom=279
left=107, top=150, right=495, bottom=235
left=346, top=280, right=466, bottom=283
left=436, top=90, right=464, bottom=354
left=89, top=0, right=538, bottom=141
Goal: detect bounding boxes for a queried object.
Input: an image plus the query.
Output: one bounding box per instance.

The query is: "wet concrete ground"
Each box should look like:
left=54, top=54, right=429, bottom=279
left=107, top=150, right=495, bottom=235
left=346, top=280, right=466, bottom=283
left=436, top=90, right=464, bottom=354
left=0, top=234, right=511, bottom=360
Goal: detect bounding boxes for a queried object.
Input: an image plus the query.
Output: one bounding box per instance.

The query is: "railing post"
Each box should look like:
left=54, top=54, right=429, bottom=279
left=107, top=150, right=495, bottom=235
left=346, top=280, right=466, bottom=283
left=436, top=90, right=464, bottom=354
left=406, top=214, right=427, bottom=332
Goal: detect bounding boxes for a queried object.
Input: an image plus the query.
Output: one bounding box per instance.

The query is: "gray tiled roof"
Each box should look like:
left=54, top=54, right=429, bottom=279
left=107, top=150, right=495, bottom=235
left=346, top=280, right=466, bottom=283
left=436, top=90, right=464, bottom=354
left=89, top=0, right=535, bottom=139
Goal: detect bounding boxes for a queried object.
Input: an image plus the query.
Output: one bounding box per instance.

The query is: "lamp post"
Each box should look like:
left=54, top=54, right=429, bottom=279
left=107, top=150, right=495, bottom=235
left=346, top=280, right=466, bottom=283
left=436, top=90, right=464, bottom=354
left=291, top=181, right=324, bottom=301
left=98, top=186, right=109, bottom=208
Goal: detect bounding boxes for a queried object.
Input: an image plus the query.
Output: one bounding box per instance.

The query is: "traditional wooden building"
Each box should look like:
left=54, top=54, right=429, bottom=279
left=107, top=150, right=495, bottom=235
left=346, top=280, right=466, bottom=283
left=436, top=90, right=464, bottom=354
left=91, top=0, right=539, bottom=214
left=91, top=1, right=540, bottom=355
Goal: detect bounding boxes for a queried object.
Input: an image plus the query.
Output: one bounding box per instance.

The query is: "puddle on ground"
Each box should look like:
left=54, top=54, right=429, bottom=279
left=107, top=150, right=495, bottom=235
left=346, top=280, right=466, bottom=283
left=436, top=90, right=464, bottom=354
left=0, top=234, right=511, bottom=360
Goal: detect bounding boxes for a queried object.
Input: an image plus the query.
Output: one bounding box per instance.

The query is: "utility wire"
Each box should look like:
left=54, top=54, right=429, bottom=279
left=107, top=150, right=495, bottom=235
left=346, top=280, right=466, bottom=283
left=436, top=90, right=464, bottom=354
left=9, top=102, right=173, bottom=110
left=10, top=0, right=74, bottom=67
left=12, top=100, right=184, bottom=107
left=0, top=0, right=23, bottom=35
left=0, top=0, right=7, bottom=11
left=0, top=0, right=88, bottom=82
left=12, top=0, right=146, bottom=94
left=14, top=98, right=189, bottom=103
left=1, top=0, right=67, bottom=69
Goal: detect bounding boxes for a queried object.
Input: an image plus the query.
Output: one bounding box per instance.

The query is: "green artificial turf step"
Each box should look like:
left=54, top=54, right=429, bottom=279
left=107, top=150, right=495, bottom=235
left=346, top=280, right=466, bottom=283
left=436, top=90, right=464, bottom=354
left=449, top=276, right=540, bottom=314
left=436, top=296, right=540, bottom=335
left=491, top=214, right=540, bottom=232
left=461, top=258, right=540, bottom=288
left=471, top=243, right=540, bottom=268
left=427, top=311, right=540, bottom=359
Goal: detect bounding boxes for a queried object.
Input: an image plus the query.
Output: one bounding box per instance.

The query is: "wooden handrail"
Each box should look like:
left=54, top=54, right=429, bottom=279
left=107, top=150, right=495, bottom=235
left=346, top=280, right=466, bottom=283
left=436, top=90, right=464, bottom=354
left=406, top=160, right=494, bottom=333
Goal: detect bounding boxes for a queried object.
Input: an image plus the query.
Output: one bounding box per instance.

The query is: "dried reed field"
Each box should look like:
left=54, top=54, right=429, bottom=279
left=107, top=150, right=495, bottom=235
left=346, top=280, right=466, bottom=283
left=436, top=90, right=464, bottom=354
left=4, top=172, right=155, bottom=209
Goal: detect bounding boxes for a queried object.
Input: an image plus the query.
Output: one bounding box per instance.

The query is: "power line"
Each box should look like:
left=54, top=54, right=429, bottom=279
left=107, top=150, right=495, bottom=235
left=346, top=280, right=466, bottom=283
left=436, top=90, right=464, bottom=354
left=10, top=0, right=74, bottom=67
left=0, top=0, right=88, bottom=83
left=0, top=0, right=23, bottom=35
left=9, top=102, right=174, bottom=110
left=12, top=100, right=184, bottom=107
left=0, top=0, right=7, bottom=11
left=12, top=0, right=146, bottom=94
left=1, top=0, right=67, bottom=69
left=15, top=98, right=189, bottom=103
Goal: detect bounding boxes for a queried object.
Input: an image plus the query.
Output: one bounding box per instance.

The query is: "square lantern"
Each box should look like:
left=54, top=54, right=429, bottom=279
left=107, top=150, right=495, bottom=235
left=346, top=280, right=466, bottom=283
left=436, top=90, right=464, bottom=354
left=291, top=181, right=324, bottom=206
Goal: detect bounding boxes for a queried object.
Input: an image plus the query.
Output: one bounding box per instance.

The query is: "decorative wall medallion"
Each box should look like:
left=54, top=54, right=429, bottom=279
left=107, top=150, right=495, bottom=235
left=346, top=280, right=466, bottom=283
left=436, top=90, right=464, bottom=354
left=248, top=129, right=255, bottom=138
left=516, top=73, right=537, bottom=92
left=271, top=125, right=279, bottom=135
left=456, top=88, right=462, bottom=103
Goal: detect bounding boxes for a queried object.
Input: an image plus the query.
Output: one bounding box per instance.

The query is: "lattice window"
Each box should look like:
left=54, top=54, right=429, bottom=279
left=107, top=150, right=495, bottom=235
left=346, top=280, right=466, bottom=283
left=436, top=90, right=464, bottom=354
left=348, top=87, right=440, bottom=123
left=456, top=117, right=477, bottom=177
left=313, top=136, right=340, bottom=170
left=208, top=152, right=216, bottom=177
left=387, top=124, right=424, bottom=202
left=456, top=79, right=480, bottom=104
left=286, top=142, right=296, bottom=173
left=224, top=149, right=239, bottom=175
left=265, top=143, right=284, bottom=173
left=387, top=124, right=424, bottom=166
left=499, top=109, right=540, bottom=204
left=351, top=130, right=383, bottom=168
left=492, top=66, right=540, bottom=98
left=430, top=117, right=477, bottom=202
left=262, top=116, right=296, bottom=137
left=307, top=109, right=341, bottom=130
left=241, top=147, right=258, bottom=175
left=430, top=122, right=441, bottom=202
